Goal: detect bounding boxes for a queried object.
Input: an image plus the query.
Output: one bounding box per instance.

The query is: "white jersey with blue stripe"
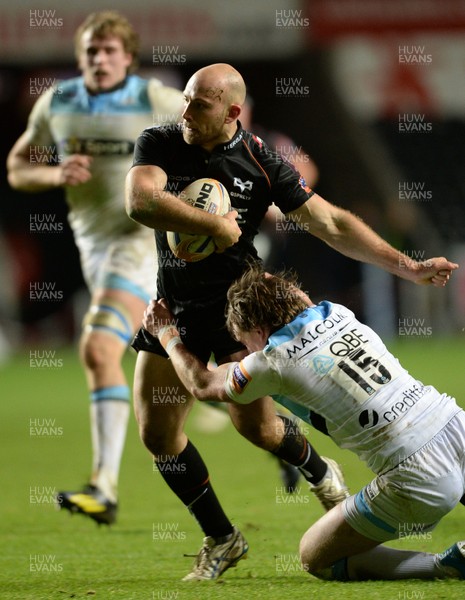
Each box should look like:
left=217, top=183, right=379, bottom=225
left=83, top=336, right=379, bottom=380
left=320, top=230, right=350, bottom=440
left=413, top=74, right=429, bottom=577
left=225, top=302, right=460, bottom=474
left=26, top=75, right=183, bottom=249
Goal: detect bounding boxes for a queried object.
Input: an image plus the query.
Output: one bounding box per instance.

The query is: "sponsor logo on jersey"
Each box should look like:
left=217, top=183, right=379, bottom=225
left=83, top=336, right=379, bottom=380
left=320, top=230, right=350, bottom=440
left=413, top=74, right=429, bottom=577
left=299, top=176, right=312, bottom=193
left=313, top=355, right=334, bottom=375
left=223, top=130, right=243, bottom=150
left=230, top=191, right=251, bottom=201
left=364, top=480, right=380, bottom=501
left=285, top=310, right=348, bottom=359
left=358, top=409, right=379, bottom=429
left=61, top=138, right=134, bottom=156
left=382, top=383, right=428, bottom=423
left=232, top=363, right=251, bottom=394
left=233, top=177, right=253, bottom=193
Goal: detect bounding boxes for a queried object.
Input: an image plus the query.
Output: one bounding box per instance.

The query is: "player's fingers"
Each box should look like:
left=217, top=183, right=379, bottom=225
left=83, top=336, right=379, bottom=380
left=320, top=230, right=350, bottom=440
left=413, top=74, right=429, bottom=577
left=430, top=275, right=448, bottom=287
left=447, top=261, right=459, bottom=270
left=61, top=164, right=92, bottom=186
left=66, top=153, right=93, bottom=167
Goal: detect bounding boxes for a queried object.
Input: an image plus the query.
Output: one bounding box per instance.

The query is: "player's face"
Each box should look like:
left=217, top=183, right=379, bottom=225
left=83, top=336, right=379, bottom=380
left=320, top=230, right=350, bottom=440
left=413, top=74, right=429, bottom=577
left=78, top=32, right=132, bottom=93
left=182, top=80, right=231, bottom=151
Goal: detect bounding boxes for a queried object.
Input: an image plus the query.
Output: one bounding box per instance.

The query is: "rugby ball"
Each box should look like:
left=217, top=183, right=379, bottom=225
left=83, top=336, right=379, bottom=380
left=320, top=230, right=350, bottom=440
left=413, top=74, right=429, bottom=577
left=167, top=178, right=231, bottom=262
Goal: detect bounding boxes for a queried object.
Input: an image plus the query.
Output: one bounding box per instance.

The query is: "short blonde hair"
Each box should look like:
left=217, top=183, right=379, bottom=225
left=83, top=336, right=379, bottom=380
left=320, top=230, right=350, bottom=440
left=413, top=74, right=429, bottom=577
left=74, top=11, right=140, bottom=72
left=226, top=263, right=309, bottom=339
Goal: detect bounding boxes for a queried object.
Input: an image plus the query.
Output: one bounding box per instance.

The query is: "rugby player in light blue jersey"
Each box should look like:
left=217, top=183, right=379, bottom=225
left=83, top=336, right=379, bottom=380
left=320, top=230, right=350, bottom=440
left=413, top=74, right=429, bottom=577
left=143, top=263, right=465, bottom=582
left=7, top=11, right=184, bottom=524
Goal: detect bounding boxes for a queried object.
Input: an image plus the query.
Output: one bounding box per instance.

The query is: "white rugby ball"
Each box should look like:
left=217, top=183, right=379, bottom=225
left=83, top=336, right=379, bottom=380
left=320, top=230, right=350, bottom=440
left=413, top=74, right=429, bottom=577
left=167, top=178, right=231, bottom=262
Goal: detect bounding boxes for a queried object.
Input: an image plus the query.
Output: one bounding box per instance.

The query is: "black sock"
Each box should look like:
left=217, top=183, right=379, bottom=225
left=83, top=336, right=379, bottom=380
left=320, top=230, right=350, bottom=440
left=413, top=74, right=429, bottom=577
left=155, top=439, right=233, bottom=539
left=272, top=415, right=328, bottom=484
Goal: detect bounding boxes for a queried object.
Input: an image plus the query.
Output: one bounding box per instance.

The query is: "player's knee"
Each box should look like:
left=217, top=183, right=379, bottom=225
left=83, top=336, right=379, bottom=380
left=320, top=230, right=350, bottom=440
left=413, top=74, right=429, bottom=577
left=299, top=545, right=332, bottom=580
left=136, top=407, right=161, bottom=451
left=299, top=540, right=316, bottom=575
left=138, top=417, right=177, bottom=456
left=80, top=330, right=116, bottom=372
left=135, top=402, right=176, bottom=454
left=299, top=537, right=347, bottom=581
left=300, top=552, right=322, bottom=578
left=138, top=419, right=160, bottom=453
left=82, top=300, right=133, bottom=349
left=80, top=300, right=133, bottom=371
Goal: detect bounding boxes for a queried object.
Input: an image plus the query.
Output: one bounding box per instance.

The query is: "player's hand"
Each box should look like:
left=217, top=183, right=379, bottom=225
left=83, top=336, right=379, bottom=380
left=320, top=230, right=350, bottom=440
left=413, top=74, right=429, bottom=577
left=408, top=257, right=459, bottom=287
left=56, top=154, right=93, bottom=187
left=213, top=210, right=242, bottom=253
left=143, top=298, right=177, bottom=337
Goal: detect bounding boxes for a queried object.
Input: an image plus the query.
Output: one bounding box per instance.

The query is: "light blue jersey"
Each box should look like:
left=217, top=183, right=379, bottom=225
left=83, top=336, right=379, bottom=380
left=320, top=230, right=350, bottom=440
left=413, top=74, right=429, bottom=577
left=26, top=75, right=183, bottom=293
left=226, top=302, right=460, bottom=474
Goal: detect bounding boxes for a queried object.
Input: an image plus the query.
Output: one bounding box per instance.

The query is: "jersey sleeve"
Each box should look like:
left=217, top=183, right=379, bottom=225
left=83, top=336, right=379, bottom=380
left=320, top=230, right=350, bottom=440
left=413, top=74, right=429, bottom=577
left=148, top=79, right=184, bottom=125
left=270, top=156, right=314, bottom=213
left=25, top=87, right=55, bottom=147
left=132, top=127, right=171, bottom=171
left=224, top=352, right=281, bottom=404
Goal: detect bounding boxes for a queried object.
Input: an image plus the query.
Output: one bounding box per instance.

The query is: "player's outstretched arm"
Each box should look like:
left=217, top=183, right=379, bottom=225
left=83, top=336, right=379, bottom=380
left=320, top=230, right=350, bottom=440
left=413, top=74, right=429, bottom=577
left=286, top=194, right=459, bottom=287
left=142, top=298, right=232, bottom=402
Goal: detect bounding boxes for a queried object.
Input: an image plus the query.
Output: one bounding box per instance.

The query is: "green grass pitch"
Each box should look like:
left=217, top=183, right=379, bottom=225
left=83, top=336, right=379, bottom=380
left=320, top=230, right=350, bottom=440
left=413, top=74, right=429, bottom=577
left=0, top=337, right=464, bottom=599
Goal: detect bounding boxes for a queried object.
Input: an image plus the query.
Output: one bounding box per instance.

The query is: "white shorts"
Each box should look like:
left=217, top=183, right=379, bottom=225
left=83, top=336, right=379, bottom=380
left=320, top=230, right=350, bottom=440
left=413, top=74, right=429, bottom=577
left=76, top=229, right=157, bottom=302
left=343, top=410, right=465, bottom=542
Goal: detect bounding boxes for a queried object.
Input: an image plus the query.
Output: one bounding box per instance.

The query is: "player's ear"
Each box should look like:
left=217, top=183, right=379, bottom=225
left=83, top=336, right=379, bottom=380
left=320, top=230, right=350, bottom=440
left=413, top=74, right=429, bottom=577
left=123, top=52, right=133, bottom=73
left=225, top=103, right=241, bottom=123
left=254, top=326, right=270, bottom=348
left=77, top=50, right=86, bottom=73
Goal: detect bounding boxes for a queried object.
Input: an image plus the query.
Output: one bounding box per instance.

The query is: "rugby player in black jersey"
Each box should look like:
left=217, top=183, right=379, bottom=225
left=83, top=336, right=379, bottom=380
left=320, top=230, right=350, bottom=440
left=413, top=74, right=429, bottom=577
left=125, top=63, right=458, bottom=581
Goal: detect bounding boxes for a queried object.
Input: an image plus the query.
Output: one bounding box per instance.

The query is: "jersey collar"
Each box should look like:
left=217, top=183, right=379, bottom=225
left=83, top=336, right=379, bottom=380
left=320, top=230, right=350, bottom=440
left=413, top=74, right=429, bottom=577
left=218, top=122, right=244, bottom=152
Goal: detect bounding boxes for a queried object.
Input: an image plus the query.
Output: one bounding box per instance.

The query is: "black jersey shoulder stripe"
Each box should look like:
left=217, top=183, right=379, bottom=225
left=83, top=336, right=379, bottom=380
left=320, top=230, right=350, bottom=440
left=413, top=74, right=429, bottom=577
left=241, top=138, right=272, bottom=189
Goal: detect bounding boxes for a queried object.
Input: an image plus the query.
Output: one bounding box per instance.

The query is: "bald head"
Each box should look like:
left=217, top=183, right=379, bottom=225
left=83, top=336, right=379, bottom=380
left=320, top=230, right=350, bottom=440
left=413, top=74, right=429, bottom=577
left=187, top=63, right=246, bottom=107
left=182, top=63, right=246, bottom=150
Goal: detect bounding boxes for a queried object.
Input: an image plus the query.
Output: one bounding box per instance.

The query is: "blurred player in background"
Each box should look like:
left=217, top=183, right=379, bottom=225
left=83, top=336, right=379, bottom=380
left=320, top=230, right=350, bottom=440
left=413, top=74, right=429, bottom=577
left=240, top=94, right=319, bottom=189
left=125, top=62, right=457, bottom=581
left=143, top=262, right=465, bottom=582
left=7, top=10, right=184, bottom=525
left=240, top=93, right=319, bottom=270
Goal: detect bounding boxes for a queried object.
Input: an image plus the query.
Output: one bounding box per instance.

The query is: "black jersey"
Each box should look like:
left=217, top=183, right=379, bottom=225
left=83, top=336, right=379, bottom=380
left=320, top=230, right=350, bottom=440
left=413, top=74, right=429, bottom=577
left=132, top=123, right=313, bottom=313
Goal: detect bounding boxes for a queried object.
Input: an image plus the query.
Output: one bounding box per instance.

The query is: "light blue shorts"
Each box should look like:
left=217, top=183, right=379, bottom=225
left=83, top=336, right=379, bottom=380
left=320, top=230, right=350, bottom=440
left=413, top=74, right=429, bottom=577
left=343, top=411, right=465, bottom=542
left=77, top=229, right=156, bottom=302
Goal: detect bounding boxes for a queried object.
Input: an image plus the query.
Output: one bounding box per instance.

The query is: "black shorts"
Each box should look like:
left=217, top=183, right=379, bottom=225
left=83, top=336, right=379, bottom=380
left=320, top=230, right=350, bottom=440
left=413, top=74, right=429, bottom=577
left=131, top=304, right=245, bottom=364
